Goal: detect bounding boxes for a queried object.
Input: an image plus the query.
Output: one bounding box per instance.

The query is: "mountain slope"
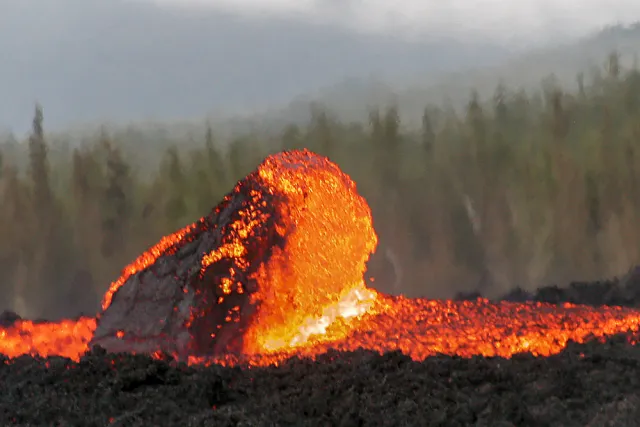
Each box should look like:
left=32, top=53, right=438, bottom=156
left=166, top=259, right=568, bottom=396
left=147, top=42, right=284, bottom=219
left=256, top=23, right=640, bottom=128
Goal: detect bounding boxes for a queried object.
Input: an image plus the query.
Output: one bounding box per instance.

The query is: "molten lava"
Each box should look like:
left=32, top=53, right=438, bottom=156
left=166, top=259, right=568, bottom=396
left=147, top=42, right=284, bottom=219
left=241, top=151, right=378, bottom=354
left=0, top=317, right=95, bottom=360
left=2, top=149, right=640, bottom=366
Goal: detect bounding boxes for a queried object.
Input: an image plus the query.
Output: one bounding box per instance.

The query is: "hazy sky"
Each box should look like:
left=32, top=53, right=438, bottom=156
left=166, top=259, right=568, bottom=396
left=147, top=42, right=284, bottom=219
left=2, top=0, right=639, bottom=134
left=151, top=0, right=640, bottom=44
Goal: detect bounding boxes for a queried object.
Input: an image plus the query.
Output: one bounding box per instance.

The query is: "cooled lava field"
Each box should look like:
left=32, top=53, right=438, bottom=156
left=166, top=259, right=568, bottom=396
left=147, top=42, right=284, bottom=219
left=2, top=150, right=640, bottom=426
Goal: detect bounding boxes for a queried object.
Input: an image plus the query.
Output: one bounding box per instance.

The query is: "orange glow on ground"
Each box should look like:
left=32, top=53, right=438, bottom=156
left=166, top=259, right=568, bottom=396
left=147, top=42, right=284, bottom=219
left=203, top=296, right=640, bottom=367
left=2, top=298, right=640, bottom=365
left=0, top=317, right=96, bottom=361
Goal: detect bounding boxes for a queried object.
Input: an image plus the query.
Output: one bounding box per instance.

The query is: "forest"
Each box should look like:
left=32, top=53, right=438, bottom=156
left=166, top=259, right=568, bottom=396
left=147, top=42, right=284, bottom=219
left=1, top=52, right=639, bottom=320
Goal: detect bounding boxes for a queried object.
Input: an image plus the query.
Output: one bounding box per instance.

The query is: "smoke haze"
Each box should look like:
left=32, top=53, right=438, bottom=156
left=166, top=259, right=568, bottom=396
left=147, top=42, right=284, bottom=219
left=151, top=0, right=640, bottom=43
left=2, top=0, right=640, bottom=132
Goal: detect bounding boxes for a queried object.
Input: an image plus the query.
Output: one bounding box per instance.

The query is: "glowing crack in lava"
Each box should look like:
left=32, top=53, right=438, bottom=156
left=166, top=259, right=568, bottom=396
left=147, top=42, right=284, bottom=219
left=1, top=149, right=640, bottom=366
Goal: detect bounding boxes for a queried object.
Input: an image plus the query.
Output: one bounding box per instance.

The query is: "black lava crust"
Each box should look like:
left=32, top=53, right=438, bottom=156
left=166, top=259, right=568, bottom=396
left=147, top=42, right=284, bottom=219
left=1, top=334, right=640, bottom=427
left=6, top=270, right=640, bottom=427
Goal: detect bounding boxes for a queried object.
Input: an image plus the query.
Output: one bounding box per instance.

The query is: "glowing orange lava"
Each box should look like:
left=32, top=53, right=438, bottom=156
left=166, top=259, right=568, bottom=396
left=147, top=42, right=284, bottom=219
left=1, top=149, right=640, bottom=366
left=0, top=317, right=96, bottom=361
left=319, top=296, right=640, bottom=361
left=240, top=151, right=378, bottom=354
left=200, top=296, right=640, bottom=367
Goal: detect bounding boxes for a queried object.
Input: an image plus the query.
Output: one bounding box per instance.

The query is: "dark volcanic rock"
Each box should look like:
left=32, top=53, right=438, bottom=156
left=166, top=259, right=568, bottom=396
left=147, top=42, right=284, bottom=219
left=500, top=287, right=533, bottom=303
left=1, top=334, right=640, bottom=426
left=454, top=291, right=483, bottom=301
left=494, top=266, right=640, bottom=308
left=0, top=311, right=20, bottom=328
left=91, top=162, right=287, bottom=360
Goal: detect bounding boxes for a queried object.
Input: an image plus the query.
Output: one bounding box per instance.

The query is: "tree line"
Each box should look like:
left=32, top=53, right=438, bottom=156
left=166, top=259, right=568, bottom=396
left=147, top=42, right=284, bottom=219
left=2, top=52, right=640, bottom=319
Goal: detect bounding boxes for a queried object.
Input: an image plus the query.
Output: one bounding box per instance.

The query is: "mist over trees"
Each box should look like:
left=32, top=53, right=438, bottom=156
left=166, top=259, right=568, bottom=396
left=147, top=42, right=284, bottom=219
left=1, top=52, right=639, bottom=320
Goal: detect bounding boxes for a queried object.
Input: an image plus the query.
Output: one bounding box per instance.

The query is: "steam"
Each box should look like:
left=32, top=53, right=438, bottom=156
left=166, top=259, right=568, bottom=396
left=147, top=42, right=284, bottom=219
left=276, top=285, right=377, bottom=350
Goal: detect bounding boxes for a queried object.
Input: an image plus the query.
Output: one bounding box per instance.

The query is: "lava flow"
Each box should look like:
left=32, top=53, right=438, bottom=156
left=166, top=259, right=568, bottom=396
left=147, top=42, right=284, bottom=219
left=2, top=149, right=640, bottom=366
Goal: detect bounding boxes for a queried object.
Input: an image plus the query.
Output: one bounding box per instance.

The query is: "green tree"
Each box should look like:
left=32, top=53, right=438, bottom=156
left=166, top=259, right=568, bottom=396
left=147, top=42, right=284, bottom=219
left=0, top=165, right=31, bottom=312
left=309, top=104, right=335, bottom=159
left=70, top=147, right=103, bottom=306
left=421, top=107, right=436, bottom=155
left=161, top=145, right=188, bottom=229
left=24, top=104, right=60, bottom=317
left=28, top=104, right=52, bottom=213
left=282, top=124, right=302, bottom=151
left=100, top=134, right=132, bottom=261
left=205, top=125, right=227, bottom=184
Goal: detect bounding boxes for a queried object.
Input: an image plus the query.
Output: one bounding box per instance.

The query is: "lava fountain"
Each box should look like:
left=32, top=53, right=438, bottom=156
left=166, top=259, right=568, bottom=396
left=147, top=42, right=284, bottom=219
left=2, top=149, right=640, bottom=366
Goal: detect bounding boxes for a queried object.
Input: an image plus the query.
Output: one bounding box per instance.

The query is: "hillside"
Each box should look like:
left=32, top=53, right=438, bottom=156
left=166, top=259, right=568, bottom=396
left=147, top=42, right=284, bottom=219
left=264, top=23, right=640, bottom=127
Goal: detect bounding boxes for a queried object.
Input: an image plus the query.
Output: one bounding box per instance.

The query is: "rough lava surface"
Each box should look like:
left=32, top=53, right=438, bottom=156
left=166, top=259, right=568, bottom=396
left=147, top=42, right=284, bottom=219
left=2, top=150, right=640, bottom=425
